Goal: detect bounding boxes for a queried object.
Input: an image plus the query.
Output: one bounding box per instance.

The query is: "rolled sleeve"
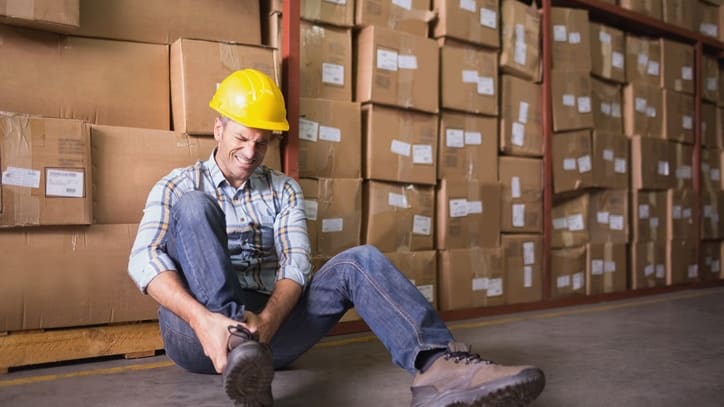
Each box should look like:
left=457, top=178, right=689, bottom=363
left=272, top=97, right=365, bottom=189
left=274, top=178, right=312, bottom=288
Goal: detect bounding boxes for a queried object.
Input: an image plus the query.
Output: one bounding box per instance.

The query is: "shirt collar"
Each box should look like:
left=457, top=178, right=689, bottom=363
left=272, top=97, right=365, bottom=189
left=205, top=148, right=267, bottom=192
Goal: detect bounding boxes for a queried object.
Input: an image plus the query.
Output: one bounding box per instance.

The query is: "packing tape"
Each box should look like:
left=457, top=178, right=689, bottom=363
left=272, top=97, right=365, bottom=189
left=603, top=243, right=614, bottom=292
left=3, top=114, right=41, bottom=224
left=397, top=35, right=415, bottom=109
left=6, top=0, right=35, bottom=20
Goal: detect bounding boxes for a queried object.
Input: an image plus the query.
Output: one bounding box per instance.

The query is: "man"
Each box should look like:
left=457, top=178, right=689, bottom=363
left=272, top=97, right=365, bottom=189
left=129, top=69, right=545, bottom=406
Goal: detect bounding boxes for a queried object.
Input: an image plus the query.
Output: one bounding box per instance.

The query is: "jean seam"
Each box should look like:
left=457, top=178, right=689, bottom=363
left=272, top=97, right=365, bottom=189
left=171, top=207, right=210, bottom=304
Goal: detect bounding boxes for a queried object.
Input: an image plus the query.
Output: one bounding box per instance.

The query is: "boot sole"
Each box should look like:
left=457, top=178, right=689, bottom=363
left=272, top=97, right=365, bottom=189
left=427, top=368, right=546, bottom=407
left=222, top=342, right=274, bottom=407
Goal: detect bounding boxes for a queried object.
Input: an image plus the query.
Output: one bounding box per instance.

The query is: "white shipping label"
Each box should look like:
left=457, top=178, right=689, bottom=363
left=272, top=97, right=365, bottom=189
left=707, top=77, right=718, bottom=91
left=658, top=161, right=670, bottom=176
left=553, top=217, right=568, bottom=230
left=377, top=48, right=399, bottom=71
left=603, top=149, right=614, bottom=161
left=303, top=199, right=319, bottom=221
left=567, top=214, right=585, bottom=231
left=577, top=155, right=592, bottom=173
left=647, top=61, right=660, bottom=76
left=392, top=0, right=412, bottom=10
left=449, top=199, right=469, bottom=218
left=645, top=264, right=654, bottom=276
left=614, top=158, right=627, bottom=174
left=554, top=25, right=567, bottom=42
left=681, top=66, right=693, bottom=81
left=676, top=165, right=692, bottom=180
left=672, top=205, right=682, bottom=220
left=324, top=0, right=347, bottom=4
left=563, top=94, right=576, bottom=107
left=637, top=53, right=649, bottom=67
left=480, top=8, right=497, bottom=29
left=612, top=103, right=622, bottom=118
left=609, top=214, right=624, bottom=231
left=388, top=192, right=408, bottom=208
left=511, top=176, right=522, bottom=199
left=477, top=77, right=495, bottom=95
left=511, top=123, right=526, bottom=146
left=682, top=115, right=693, bottom=130
left=705, top=205, right=713, bottom=218
left=460, top=0, right=476, bottom=13
left=515, top=23, right=525, bottom=42
left=656, top=264, right=665, bottom=279
left=512, top=204, right=526, bottom=227
left=635, top=97, right=647, bottom=113
left=683, top=208, right=692, bottom=219
left=688, top=264, right=698, bottom=278
left=417, top=284, right=435, bottom=303
left=523, top=241, right=536, bottom=265
left=557, top=275, right=571, bottom=288
left=572, top=272, right=584, bottom=290
left=412, top=145, right=434, bottom=164
left=563, top=158, right=577, bottom=171
left=524, top=266, right=533, bottom=288
left=1, top=166, right=41, bottom=188
left=322, top=63, right=344, bottom=85
left=464, top=131, right=482, bottom=145
left=413, top=215, right=432, bottom=236
left=398, top=54, right=418, bottom=70
left=701, top=23, right=718, bottom=37
left=391, top=139, right=411, bottom=157
left=46, top=169, right=84, bottom=198
left=612, top=51, right=624, bottom=69
left=446, top=129, right=465, bottom=148
left=468, top=200, right=483, bottom=214
left=639, top=204, right=650, bottom=219
left=299, top=118, right=319, bottom=142
left=518, top=101, right=529, bottom=123
left=319, top=126, right=342, bottom=142
left=601, top=102, right=612, bottom=116
left=462, top=70, right=479, bottom=84
left=322, top=218, right=344, bottom=233
left=605, top=261, right=616, bottom=273
left=599, top=31, right=611, bottom=44
left=472, top=277, right=488, bottom=291
left=568, top=32, right=581, bottom=44
left=487, top=278, right=503, bottom=297
left=647, top=216, right=657, bottom=228
left=597, top=211, right=610, bottom=224
left=514, top=43, right=527, bottom=65
left=711, top=169, right=720, bottom=181
left=592, top=259, right=604, bottom=275
left=713, top=260, right=721, bottom=273
left=646, top=106, right=657, bottom=118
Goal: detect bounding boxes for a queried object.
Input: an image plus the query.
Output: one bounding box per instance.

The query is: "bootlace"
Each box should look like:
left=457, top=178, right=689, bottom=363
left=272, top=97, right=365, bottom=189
left=443, top=350, right=494, bottom=366
left=228, top=324, right=256, bottom=341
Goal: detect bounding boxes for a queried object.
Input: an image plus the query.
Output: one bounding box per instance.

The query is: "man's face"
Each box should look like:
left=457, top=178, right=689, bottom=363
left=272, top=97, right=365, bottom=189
left=213, top=117, right=271, bottom=188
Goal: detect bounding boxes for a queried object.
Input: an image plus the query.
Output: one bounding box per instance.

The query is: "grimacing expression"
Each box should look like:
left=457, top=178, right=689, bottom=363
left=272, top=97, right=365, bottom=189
left=214, top=117, right=271, bottom=188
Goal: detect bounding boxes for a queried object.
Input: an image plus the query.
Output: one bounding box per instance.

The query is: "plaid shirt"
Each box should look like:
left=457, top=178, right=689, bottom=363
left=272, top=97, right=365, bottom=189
left=128, top=151, right=311, bottom=294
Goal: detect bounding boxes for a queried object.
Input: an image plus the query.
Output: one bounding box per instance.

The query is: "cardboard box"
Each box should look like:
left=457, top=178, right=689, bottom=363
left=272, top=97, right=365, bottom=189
left=623, top=81, right=663, bottom=138
left=702, top=189, right=724, bottom=239
left=384, top=250, right=438, bottom=307
left=90, top=125, right=218, bottom=224
left=171, top=38, right=278, bottom=135
left=439, top=41, right=498, bottom=116
left=1, top=115, right=91, bottom=228
left=630, top=241, right=667, bottom=290
left=0, top=0, right=78, bottom=31
left=363, top=181, right=435, bottom=253
left=0, top=25, right=169, bottom=130
left=551, top=8, right=591, bottom=72
left=666, top=239, right=699, bottom=285
left=502, top=234, right=543, bottom=304
left=75, top=0, right=261, bottom=44
left=662, top=90, right=695, bottom=144
left=719, top=107, right=724, bottom=147
left=671, top=142, right=694, bottom=190
left=660, top=39, right=694, bottom=94
left=701, top=147, right=722, bottom=192
left=499, top=75, right=543, bottom=157
left=301, top=0, right=355, bottom=27
left=702, top=101, right=718, bottom=149
left=721, top=65, right=724, bottom=106
left=436, top=179, right=501, bottom=250
left=300, top=22, right=352, bottom=101
left=697, top=0, right=720, bottom=38
left=299, top=98, right=361, bottom=179
left=300, top=178, right=362, bottom=258
left=630, top=136, right=674, bottom=190
left=591, top=77, right=624, bottom=134
left=362, top=105, right=438, bottom=185
left=432, top=0, right=500, bottom=48
left=0, top=224, right=158, bottom=331
left=700, top=240, right=722, bottom=281
left=631, top=191, right=668, bottom=242
left=356, top=25, right=439, bottom=114
left=551, top=70, right=593, bottom=132
left=590, top=23, right=626, bottom=84
left=551, top=189, right=628, bottom=248
left=625, top=35, right=661, bottom=85
left=438, top=248, right=505, bottom=311
left=666, top=189, right=698, bottom=239
left=702, top=55, right=720, bottom=104
left=662, top=0, right=694, bottom=30
left=720, top=3, right=724, bottom=43
left=498, top=157, right=543, bottom=233
left=586, top=243, right=628, bottom=295
left=356, top=0, right=432, bottom=37
left=619, top=0, right=663, bottom=19
left=499, top=0, right=541, bottom=82
left=550, top=246, right=587, bottom=299
left=437, top=111, right=498, bottom=182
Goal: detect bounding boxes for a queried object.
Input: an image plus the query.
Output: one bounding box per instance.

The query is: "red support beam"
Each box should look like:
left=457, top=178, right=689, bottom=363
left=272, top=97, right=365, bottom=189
left=281, top=1, right=300, bottom=180
left=541, top=0, right=554, bottom=301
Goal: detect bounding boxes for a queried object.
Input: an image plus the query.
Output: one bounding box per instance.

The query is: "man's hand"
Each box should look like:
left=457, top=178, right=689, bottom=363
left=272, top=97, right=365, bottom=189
left=190, top=310, right=239, bottom=373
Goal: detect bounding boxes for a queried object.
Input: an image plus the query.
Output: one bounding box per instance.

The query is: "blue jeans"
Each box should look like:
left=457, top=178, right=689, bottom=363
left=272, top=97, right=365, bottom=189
left=158, top=191, right=453, bottom=375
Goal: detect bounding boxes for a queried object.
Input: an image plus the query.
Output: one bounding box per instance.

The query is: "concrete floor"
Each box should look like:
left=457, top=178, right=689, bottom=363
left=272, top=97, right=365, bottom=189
left=2, top=287, right=724, bottom=406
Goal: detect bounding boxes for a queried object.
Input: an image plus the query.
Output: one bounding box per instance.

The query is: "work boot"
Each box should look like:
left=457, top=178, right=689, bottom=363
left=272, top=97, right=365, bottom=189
left=410, top=342, right=545, bottom=407
left=222, top=324, right=274, bottom=407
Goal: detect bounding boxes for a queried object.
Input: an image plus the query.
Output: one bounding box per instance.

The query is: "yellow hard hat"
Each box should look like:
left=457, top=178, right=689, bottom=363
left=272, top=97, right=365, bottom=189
left=209, top=69, right=290, bottom=132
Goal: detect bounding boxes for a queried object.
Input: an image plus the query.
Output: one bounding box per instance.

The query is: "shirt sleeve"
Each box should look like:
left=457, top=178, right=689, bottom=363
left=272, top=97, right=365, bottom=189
left=273, top=177, right=312, bottom=288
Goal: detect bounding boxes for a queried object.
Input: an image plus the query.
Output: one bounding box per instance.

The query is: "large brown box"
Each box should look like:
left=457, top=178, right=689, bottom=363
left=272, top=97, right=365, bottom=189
left=551, top=8, right=591, bottom=72
left=662, top=90, right=694, bottom=144
left=666, top=239, right=699, bottom=285
left=702, top=101, right=718, bottom=149
left=356, top=26, right=439, bottom=114
left=631, top=191, right=668, bottom=242
left=623, top=82, right=663, bottom=138
left=591, top=77, right=624, bottom=134
left=630, top=136, right=674, bottom=190
left=697, top=0, right=720, bottom=38
left=498, top=157, right=543, bottom=233
left=671, top=142, right=693, bottom=190
left=502, top=234, right=543, bottom=304
left=90, top=125, right=217, bottom=224
left=300, top=22, right=352, bottom=101
left=432, top=0, right=500, bottom=48
left=662, top=0, right=694, bottom=30
left=436, top=179, right=501, bottom=250
left=439, top=42, right=498, bottom=116
left=666, top=189, right=698, bottom=240
left=586, top=243, right=628, bottom=296
left=299, top=98, right=361, bottom=179
left=551, top=190, right=628, bottom=248
left=363, top=181, right=435, bottom=253
left=701, top=148, right=722, bottom=192
left=1, top=115, right=91, bottom=228
left=700, top=240, right=722, bottom=281
left=552, top=130, right=629, bottom=194
left=625, top=35, right=661, bottom=85
left=300, top=178, right=362, bottom=258
left=499, top=0, right=541, bottom=82
left=0, top=224, right=158, bottom=331
left=438, top=248, right=505, bottom=311
left=590, top=23, right=626, bottom=84
left=551, top=71, right=593, bottom=132
left=630, top=241, right=667, bottom=290
left=362, top=105, right=438, bottom=185
left=702, top=55, right=720, bottom=104
left=384, top=250, right=438, bottom=307
left=499, top=75, right=543, bottom=157
left=550, top=246, right=587, bottom=300
left=301, top=0, right=355, bottom=27
left=437, top=112, right=498, bottom=182
left=619, top=0, right=663, bottom=19
left=702, top=190, right=724, bottom=239
left=660, top=39, right=694, bottom=94
left=356, top=0, right=432, bottom=37
left=171, top=38, right=277, bottom=135
left=0, top=0, right=78, bottom=31
left=75, top=0, right=261, bottom=44
left=0, top=25, right=169, bottom=130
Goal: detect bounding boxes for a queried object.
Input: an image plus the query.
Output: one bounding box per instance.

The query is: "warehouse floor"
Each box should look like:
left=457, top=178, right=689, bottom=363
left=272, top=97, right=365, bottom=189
left=2, top=286, right=724, bottom=406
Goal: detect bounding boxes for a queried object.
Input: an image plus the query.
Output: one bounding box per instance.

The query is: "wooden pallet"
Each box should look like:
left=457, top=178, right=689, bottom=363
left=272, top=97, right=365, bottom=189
left=0, top=321, right=163, bottom=374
